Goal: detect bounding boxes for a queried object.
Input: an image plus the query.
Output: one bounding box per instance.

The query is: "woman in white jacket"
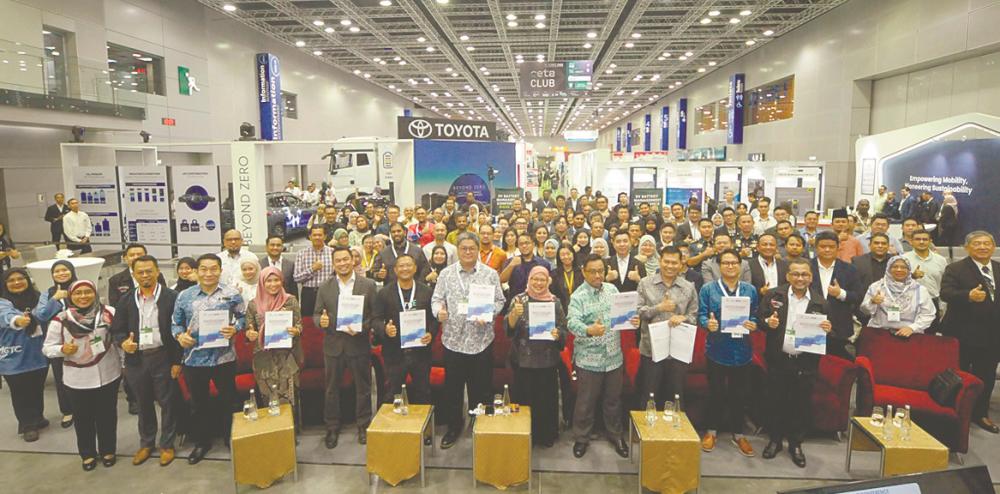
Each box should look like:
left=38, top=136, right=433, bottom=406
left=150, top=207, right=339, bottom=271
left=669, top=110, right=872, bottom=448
left=860, top=256, right=936, bottom=338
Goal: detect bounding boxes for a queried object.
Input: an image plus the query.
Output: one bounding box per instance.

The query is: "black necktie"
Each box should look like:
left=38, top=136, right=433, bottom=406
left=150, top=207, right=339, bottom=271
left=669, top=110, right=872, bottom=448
left=982, top=265, right=995, bottom=297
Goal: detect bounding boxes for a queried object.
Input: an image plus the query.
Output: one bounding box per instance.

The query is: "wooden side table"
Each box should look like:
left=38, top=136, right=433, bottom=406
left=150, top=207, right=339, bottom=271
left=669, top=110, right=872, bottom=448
left=629, top=410, right=701, bottom=494
left=366, top=403, right=434, bottom=487
left=473, top=406, right=532, bottom=490
left=845, top=416, right=949, bottom=477
left=230, top=403, right=297, bottom=491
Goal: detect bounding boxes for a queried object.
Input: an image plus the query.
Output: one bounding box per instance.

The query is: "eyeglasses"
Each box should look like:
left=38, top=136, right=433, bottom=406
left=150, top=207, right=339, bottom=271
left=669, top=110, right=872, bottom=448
left=584, top=268, right=604, bottom=274
left=720, top=261, right=740, bottom=266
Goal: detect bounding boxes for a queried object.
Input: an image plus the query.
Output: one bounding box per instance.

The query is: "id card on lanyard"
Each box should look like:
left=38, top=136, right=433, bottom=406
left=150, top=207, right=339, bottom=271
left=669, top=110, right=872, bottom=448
left=881, top=280, right=902, bottom=322
left=136, top=284, right=161, bottom=348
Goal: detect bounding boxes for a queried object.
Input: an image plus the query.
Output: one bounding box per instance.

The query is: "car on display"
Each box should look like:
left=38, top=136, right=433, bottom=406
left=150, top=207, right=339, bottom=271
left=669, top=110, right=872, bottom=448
left=221, top=191, right=316, bottom=239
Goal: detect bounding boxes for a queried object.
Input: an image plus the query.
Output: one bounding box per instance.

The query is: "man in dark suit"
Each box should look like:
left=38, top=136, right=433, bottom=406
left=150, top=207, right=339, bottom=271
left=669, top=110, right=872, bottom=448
left=44, top=193, right=69, bottom=246
left=110, top=255, right=181, bottom=466
left=810, top=231, right=862, bottom=361
left=108, top=244, right=154, bottom=307
left=534, top=188, right=556, bottom=213
left=259, top=235, right=298, bottom=298
left=315, top=246, right=377, bottom=448
left=852, top=232, right=890, bottom=291
left=608, top=231, right=646, bottom=292
left=379, top=222, right=430, bottom=285
left=749, top=233, right=789, bottom=297
left=758, top=258, right=831, bottom=467
left=941, top=231, right=1000, bottom=433
left=675, top=207, right=703, bottom=243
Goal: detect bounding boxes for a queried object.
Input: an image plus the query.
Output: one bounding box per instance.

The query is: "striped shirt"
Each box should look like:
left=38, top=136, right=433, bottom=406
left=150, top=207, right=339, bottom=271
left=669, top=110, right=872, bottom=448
left=293, top=245, right=335, bottom=288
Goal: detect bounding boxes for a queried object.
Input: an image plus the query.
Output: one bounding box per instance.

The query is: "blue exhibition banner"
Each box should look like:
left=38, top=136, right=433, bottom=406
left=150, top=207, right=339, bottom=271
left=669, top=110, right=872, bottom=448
left=255, top=53, right=283, bottom=141
left=626, top=122, right=633, bottom=152
left=728, top=73, right=745, bottom=144
left=881, top=138, right=1000, bottom=242
left=615, top=127, right=622, bottom=151
left=677, top=98, right=688, bottom=149
left=412, top=140, right=515, bottom=209
left=660, top=106, right=669, bottom=151
left=643, top=114, right=652, bottom=151
left=666, top=187, right=703, bottom=206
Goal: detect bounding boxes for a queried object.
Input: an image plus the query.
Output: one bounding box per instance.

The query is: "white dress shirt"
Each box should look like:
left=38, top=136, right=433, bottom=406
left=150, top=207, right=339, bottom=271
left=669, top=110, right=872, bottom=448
left=817, top=260, right=847, bottom=301
left=217, top=248, right=259, bottom=287
left=336, top=272, right=356, bottom=294
left=62, top=210, right=92, bottom=242
left=616, top=255, right=630, bottom=284
left=758, top=256, right=779, bottom=288
left=784, top=289, right=812, bottom=355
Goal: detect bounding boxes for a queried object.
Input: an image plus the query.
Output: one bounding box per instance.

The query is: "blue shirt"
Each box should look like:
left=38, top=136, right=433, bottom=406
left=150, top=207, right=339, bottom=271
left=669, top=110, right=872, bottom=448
left=171, top=284, right=245, bottom=367
left=0, top=299, right=48, bottom=375
left=698, top=280, right=759, bottom=367
left=566, top=282, right=623, bottom=372
left=35, top=290, right=66, bottom=326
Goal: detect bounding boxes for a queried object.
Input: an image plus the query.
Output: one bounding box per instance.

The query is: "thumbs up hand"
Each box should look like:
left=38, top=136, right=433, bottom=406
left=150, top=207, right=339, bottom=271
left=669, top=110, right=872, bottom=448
left=319, top=309, right=331, bottom=328
left=760, top=281, right=771, bottom=296
left=438, top=307, right=449, bottom=322
left=657, top=295, right=676, bottom=313
left=13, top=311, right=31, bottom=328
left=512, top=298, right=525, bottom=321
left=177, top=327, right=196, bottom=349
left=627, top=267, right=641, bottom=282
left=245, top=325, right=259, bottom=343
left=912, top=265, right=924, bottom=279
left=122, top=333, right=138, bottom=354
left=588, top=319, right=606, bottom=337
left=385, top=319, right=397, bottom=338
left=766, top=311, right=780, bottom=329
left=970, top=285, right=988, bottom=303
left=871, top=290, right=884, bottom=305
left=61, top=340, right=79, bottom=356
left=828, top=278, right=842, bottom=298
left=707, top=312, right=719, bottom=332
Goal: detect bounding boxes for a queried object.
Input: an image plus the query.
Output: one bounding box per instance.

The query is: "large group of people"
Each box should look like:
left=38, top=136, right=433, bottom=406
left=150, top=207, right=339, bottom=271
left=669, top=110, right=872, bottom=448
left=0, top=186, right=995, bottom=474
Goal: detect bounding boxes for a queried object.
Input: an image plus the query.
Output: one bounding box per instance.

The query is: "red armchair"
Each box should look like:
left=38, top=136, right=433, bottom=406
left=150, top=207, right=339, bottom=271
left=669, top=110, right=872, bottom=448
left=681, top=328, right=768, bottom=428
left=811, top=355, right=861, bottom=434
left=855, top=328, right=983, bottom=453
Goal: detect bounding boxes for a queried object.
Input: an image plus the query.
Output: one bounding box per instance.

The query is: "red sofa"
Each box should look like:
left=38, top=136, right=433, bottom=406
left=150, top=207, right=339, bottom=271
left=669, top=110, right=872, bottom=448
left=855, top=328, right=983, bottom=453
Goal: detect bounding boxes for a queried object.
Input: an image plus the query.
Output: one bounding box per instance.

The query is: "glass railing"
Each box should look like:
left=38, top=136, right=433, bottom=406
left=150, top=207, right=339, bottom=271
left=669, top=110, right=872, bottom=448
left=0, top=37, right=147, bottom=109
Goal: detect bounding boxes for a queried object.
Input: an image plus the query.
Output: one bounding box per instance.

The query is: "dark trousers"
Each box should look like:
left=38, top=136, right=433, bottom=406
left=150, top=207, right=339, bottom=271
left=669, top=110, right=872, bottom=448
left=68, top=242, right=92, bottom=254
left=766, top=356, right=817, bottom=445
left=383, top=351, right=431, bottom=405
left=125, top=350, right=177, bottom=449
left=443, top=345, right=494, bottom=433
left=706, top=359, right=751, bottom=435
left=323, top=353, right=372, bottom=432
left=3, top=367, right=47, bottom=433
left=300, top=287, right=318, bottom=318
left=50, top=226, right=63, bottom=245
left=638, top=355, right=688, bottom=408
left=960, top=343, right=1000, bottom=419
left=571, top=366, right=624, bottom=443
left=827, top=336, right=853, bottom=361
left=49, top=358, right=72, bottom=415
left=183, top=362, right=237, bottom=448
left=67, top=378, right=121, bottom=459
left=514, top=366, right=559, bottom=445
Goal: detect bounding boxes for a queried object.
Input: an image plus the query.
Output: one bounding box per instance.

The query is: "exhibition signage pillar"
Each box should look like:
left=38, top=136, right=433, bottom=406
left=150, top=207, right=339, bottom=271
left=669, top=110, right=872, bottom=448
left=626, top=122, right=633, bottom=152
left=660, top=106, right=669, bottom=151
left=230, top=142, right=268, bottom=246
left=616, top=127, right=622, bottom=152
left=727, top=73, right=745, bottom=144
left=677, top=99, right=688, bottom=149
left=643, top=114, right=652, bottom=152
left=255, top=53, right=283, bottom=141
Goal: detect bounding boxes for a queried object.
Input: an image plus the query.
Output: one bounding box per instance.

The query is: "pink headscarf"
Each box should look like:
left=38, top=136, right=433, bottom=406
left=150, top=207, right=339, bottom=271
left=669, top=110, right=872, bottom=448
left=523, top=265, right=555, bottom=302
left=254, top=266, right=290, bottom=328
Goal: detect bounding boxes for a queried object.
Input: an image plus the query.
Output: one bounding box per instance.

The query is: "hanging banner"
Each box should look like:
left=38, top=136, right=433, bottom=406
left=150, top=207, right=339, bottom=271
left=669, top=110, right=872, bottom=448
left=660, top=106, right=669, bottom=151
left=615, top=127, right=622, bottom=152
left=118, top=167, right=171, bottom=259
left=231, top=142, right=268, bottom=246
left=171, top=166, right=221, bottom=257
left=677, top=98, right=688, bottom=150
left=255, top=53, right=283, bottom=141
left=728, top=73, right=745, bottom=144
left=626, top=122, right=633, bottom=152
left=643, top=114, right=652, bottom=152
left=72, top=167, right=123, bottom=246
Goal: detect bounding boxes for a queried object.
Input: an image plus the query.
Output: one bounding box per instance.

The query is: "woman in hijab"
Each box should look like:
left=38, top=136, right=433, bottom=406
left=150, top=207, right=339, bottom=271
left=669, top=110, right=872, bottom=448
left=0, top=222, right=20, bottom=277
left=468, top=204, right=481, bottom=232
left=572, top=229, right=591, bottom=267
left=0, top=269, right=49, bottom=442
left=542, top=238, right=560, bottom=269
left=505, top=266, right=566, bottom=447
left=42, top=280, right=120, bottom=471
left=244, top=266, right=303, bottom=419
left=171, top=257, right=198, bottom=292
left=36, top=260, right=77, bottom=428
left=233, top=259, right=260, bottom=301
left=330, top=228, right=350, bottom=248
left=349, top=215, right=370, bottom=248
left=937, top=192, right=959, bottom=246
left=860, top=256, right=936, bottom=338
left=635, top=235, right=660, bottom=276
left=426, top=245, right=449, bottom=288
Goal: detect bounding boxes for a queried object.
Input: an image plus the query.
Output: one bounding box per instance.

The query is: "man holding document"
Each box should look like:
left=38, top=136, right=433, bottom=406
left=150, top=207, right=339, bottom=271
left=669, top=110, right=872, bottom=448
left=636, top=246, right=698, bottom=408
left=170, top=253, right=246, bottom=465
left=759, top=257, right=831, bottom=468
left=373, top=254, right=436, bottom=406
left=314, top=246, right=377, bottom=449
left=697, top=249, right=758, bottom=457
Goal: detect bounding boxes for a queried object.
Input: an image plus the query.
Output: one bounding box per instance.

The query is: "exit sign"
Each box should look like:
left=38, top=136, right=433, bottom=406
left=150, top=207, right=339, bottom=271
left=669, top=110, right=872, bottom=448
left=161, top=117, right=176, bottom=126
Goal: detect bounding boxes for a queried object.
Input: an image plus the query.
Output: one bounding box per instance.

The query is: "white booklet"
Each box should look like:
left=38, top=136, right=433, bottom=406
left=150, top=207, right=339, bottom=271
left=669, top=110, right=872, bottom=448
left=263, top=311, right=294, bottom=349
left=610, top=292, right=638, bottom=331
left=793, top=313, right=827, bottom=355
left=720, top=296, right=751, bottom=338
left=649, top=321, right=698, bottom=364
left=467, top=284, right=495, bottom=323
left=528, top=302, right=556, bottom=341
left=336, top=294, right=365, bottom=333
left=399, top=310, right=427, bottom=349
left=198, top=309, right=229, bottom=349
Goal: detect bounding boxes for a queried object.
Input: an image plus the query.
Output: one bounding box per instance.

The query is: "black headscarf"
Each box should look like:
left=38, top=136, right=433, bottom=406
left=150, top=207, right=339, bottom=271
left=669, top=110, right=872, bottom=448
left=429, top=245, right=449, bottom=274
left=48, top=260, right=78, bottom=297
left=174, top=257, right=197, bottom=292
left=1, top=268, right=40, bottom=330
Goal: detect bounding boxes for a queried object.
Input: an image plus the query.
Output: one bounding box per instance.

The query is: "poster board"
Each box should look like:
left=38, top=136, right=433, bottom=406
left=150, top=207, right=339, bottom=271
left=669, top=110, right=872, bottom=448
left=118, top=167, right=171, bottom=259
left=774, top=187, right=817, bottom=218
left=171, top=166, right=222, bottom=257
left=494, top=188, right=524, bottom=217
left=630, top=188, right=664, bottom=212
left=71, top=167, right=123, bottom=246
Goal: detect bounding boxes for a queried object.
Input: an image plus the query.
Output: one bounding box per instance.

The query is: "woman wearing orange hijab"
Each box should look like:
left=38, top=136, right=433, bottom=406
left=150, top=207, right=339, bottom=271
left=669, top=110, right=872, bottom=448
left=244, top=266, right=302, bottom=415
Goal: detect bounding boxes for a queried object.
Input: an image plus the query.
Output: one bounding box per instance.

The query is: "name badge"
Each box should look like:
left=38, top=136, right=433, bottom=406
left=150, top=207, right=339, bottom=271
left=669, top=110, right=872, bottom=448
left=887, top=306, right=901, bottom=322
left=90, top=335, right=105, bottom=355
left=783, top=330, right=798, bottom=355
left=139, top=327, right=154, bottom=347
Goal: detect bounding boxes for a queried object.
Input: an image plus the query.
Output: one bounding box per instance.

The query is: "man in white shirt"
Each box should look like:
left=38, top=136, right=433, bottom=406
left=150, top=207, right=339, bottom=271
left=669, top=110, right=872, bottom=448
left=284, top=180, right=302, bottom=199
left=217, top=229, right=259, bottom=287
left=754, top=197, right=777, bottom=235
left=300, top=183, right=320, bottom=205
left=422, top=222, right=457, bottom=266
left=903, top=228, right=947, bottom=331
left=62, top=198, right=93, bottom=253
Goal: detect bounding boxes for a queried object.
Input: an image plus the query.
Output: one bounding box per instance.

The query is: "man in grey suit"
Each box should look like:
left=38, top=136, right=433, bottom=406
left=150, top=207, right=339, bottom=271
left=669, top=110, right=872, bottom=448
left=259, top=235, right=298, bottom=297
left=315, top=246, right=377, bottom=449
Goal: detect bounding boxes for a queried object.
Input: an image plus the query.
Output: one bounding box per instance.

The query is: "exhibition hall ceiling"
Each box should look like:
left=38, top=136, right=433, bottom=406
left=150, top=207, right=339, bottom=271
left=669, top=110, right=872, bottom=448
left=202, top=0, right=846, bottom=138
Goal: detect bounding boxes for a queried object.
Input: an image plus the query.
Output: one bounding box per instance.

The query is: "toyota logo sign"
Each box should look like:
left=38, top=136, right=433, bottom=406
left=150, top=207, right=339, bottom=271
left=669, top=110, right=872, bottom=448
left=408, top=119, right=433, bottom=139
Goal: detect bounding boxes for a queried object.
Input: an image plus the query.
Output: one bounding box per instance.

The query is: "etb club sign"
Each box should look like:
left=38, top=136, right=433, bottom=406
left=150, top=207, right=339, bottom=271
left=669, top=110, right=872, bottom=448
left=519, top=62, right=567, bottom=98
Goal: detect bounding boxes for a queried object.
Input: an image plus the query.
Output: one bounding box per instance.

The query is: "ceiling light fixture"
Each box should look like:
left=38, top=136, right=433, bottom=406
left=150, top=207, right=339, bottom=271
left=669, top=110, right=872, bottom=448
left=700, top=18, right=711, bottom=24
left=535, top=14, right=546, bottom=21
left=349, top=26, right=360, bottom=32
left=708, top=10, right=720, bottom=16
left=535, top=22, right=545, bottom=29
left=417, top=36, right=426, bottom=42
left=313, top=20, right=325, bottom=26
left=624, top=42, right=634, bottom=48
left=583, top=42, right=592, bottom=48
left=763, top=29, right=774, bottom=36
left=324, top=27, right=334, bottom=33
left=740, top=9, right=752, bottom=16
left=506, top=14, right=517, bottom=21
left=295, top=40, right=305, bottom=47
left=746, top=39, right=756, bottom=45
left=631, top=32, right=641, bottom=38
left=730, top=18, right=740, bottom=24
left=380, top=0, right=392, bottom=6
left=340, top=19, right=352, bottom=26
left=508, top=21, right=518, bottom=27
left=466, top=46, right=475, bottom=51
left=222, top=4, right=236, bottom=12
left=313, top=50, right=322, bottom=55
left=684, top=51, right=693, bottom=57
left=586, top=31, right=597, bottom=39
left=459, top=34, right=469, bottom=41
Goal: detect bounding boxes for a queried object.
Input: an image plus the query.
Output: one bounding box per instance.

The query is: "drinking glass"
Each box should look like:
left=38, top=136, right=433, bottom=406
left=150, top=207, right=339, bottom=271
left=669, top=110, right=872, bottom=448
left=392, top=394, right=404, bottom=414
left=493, top=394, right=504, bottom=415
left=871, top=406, right=884, bottom=427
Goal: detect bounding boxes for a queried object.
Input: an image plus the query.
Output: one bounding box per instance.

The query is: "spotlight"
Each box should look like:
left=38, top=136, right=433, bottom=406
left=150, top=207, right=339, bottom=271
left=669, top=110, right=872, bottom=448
left=71, top=126, right=86, bottom=143
left=238, top=122, right=256, bottom=141
left=139, top=130, right=151, bottom=143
